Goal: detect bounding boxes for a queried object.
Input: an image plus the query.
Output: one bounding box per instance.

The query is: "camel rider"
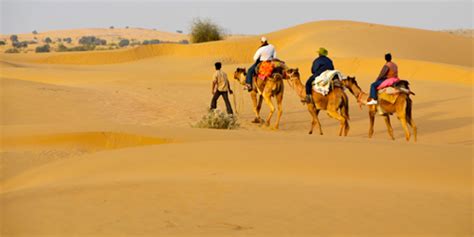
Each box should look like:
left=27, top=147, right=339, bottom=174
left=245, top=37, right=277, bottom=91
left=367, top=53, right=398, bottom=105
left=305, top=47, right=334, bottom=103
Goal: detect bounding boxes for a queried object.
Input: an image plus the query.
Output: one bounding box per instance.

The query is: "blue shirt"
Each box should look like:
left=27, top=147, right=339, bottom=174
left=311, top=56, right=334, bottom=77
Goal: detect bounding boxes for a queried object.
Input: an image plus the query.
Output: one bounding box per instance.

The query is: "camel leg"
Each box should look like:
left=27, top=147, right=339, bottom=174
left=383, top=115, right=395, bottom=140
left=400, top=117, right=411, bottom=141
left=250, top=91, right=261, bottom=123
left=410, top=118, right=418, bottom=142
left=344, top=118, right=350, bottom=136
left=307, top=104, right=323, bottom=135
left=263, top=94, right=275, bottom=127
left=257, top=94, right=263, bottom=117
left=273, top=93, right=283, bottom=130
left=327, top=109, right=346, bottom=137
left=369, top=110, right=376, bottom=138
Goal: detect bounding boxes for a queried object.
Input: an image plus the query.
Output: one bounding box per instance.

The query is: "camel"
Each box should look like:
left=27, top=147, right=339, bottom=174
left=285, top=68, right=350, bottom=136
left=233, top=66, right=285, bottom=129
left=342, top=76, right=417, bottom=142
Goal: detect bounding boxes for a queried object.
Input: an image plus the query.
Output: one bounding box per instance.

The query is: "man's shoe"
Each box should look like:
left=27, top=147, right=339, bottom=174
left=305, top=95, right=313, bottom=103
left=245, top=84, right=252, bottom=92
left=367, top=99, right=378, bottom=105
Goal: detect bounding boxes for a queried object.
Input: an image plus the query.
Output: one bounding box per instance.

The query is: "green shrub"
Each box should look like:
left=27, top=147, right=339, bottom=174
left=32, top=30, right=38, bottom=34
left=190, top=18, right=224, bottom=43
left=44, top=37, right=52, bottom=44
left=35, top=44, right=50, bottom=53
left=5, top=48, right=20, bottom=53
left=0, top=41, right=6, bottom=45
left=193, top=109, right=239, bottom=129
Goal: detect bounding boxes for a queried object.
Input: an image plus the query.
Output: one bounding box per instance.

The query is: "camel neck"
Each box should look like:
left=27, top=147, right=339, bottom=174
left=291, top=77, right=306, bottom=98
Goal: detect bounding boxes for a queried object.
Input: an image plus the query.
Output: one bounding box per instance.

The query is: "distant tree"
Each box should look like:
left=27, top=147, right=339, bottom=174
left=190, top=18, right=224, bottom=43
left=35, top=44, right=50, bottom=53
left=10, top=35, right=18, bottom=43
left=109, top=26, right=114, bottom=29
left=44, top=37, right=52, bottom=44
left=32, top=30, right=38, bottom=34
left=125, top=26, right=129, bottom=29
left=63, top=37, right=72, bottom=43
left=176, top=30, right=183, bottom=34
left=118, top=39, right=130, bottom=47
left=179, top=39, right=189, bottom=44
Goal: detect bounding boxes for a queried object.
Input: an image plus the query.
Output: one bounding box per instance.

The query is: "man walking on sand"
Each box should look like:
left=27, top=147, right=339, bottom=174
left=210, top=62, right=234, bottom=114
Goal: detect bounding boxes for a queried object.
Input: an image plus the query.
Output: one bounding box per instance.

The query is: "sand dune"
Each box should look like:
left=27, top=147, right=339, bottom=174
left=1, top=20, right=473, bottom=236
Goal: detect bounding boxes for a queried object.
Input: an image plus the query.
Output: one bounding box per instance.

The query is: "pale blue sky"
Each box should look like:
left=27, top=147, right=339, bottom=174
left=0, top=0, right=472, bottom=34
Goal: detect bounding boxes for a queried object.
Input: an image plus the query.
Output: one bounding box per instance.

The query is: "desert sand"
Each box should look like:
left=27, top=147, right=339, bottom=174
left=0, top=20, right=473, bottom=236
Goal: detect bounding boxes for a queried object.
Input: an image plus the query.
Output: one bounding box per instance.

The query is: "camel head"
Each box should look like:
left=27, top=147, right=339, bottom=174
left=342, top=76, right=359, bottom=92
left=285, top=68, right=300, bottom=87
left=233, top=67, right=247, bottom=85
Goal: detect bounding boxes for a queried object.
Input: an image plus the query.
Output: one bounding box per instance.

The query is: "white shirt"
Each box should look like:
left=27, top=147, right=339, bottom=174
left=253, top=44, right=276, bottom=61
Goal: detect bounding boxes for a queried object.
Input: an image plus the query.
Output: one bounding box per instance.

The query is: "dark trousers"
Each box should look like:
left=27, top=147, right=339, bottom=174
left=305, top=74, right=317, bottom=95
left=246, top=61, right=260, bottom=85
left=369, top=79, right=384, bottom=100
left=210, top=90, right=233, bottom=114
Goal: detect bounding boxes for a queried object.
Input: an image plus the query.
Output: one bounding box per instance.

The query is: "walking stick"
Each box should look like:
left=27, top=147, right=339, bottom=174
left=232, top=79, right=239, bottom=115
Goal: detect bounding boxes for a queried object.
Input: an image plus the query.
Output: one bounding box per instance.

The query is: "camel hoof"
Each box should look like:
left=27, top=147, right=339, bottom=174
left=309, top=131, right=313, bottom=135
left=272, top=126, right=279, bottom=130
left=251, top=118, right=261, bottom=123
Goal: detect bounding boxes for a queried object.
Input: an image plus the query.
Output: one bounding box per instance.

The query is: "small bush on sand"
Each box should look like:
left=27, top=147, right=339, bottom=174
left=33, top=30, right=38, bottom=34
left=63, top=37, right=72, bottom=44
left=190, top=18, right=224, bottom=43
left=5, top=48, right=20, bottom=53
left=0, top=41, right=6, bottom=45
left=44, top=37, right=52, bottom=44
left=193, top=109, right=239, bottom=129
left=35, top=44, right=50, bottom=53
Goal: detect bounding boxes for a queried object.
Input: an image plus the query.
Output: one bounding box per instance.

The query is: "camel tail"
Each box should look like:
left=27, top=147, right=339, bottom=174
left=406, top=96, right=413, bottom=126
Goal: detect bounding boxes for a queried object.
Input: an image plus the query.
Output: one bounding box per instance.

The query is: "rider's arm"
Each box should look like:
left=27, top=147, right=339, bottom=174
left=253, top=48, right=262, bottom=61
left=311, top=59, right=321, bottom=75
left=376, top=65, right=389, bottom=81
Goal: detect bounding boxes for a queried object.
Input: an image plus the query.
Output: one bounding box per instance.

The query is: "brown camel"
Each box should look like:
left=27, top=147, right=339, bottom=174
left=285, top=68, right=350, bottom=136
left=342, top=76, right=417, bottom=142
left=234, top=66, right=285, bottom=129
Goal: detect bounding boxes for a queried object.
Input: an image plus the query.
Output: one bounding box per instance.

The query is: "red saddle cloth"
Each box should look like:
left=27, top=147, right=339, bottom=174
left=257, top=61, right=274, bottom=80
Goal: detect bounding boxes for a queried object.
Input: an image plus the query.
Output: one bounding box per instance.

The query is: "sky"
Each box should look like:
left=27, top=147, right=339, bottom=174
left=0, top=0, right=472, bottom=35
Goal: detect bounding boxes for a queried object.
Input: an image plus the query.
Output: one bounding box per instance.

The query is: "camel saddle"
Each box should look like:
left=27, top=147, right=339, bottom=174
left=256, top=59, right=286, bottom=80
left=377, top=80, right=415, bottom=104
